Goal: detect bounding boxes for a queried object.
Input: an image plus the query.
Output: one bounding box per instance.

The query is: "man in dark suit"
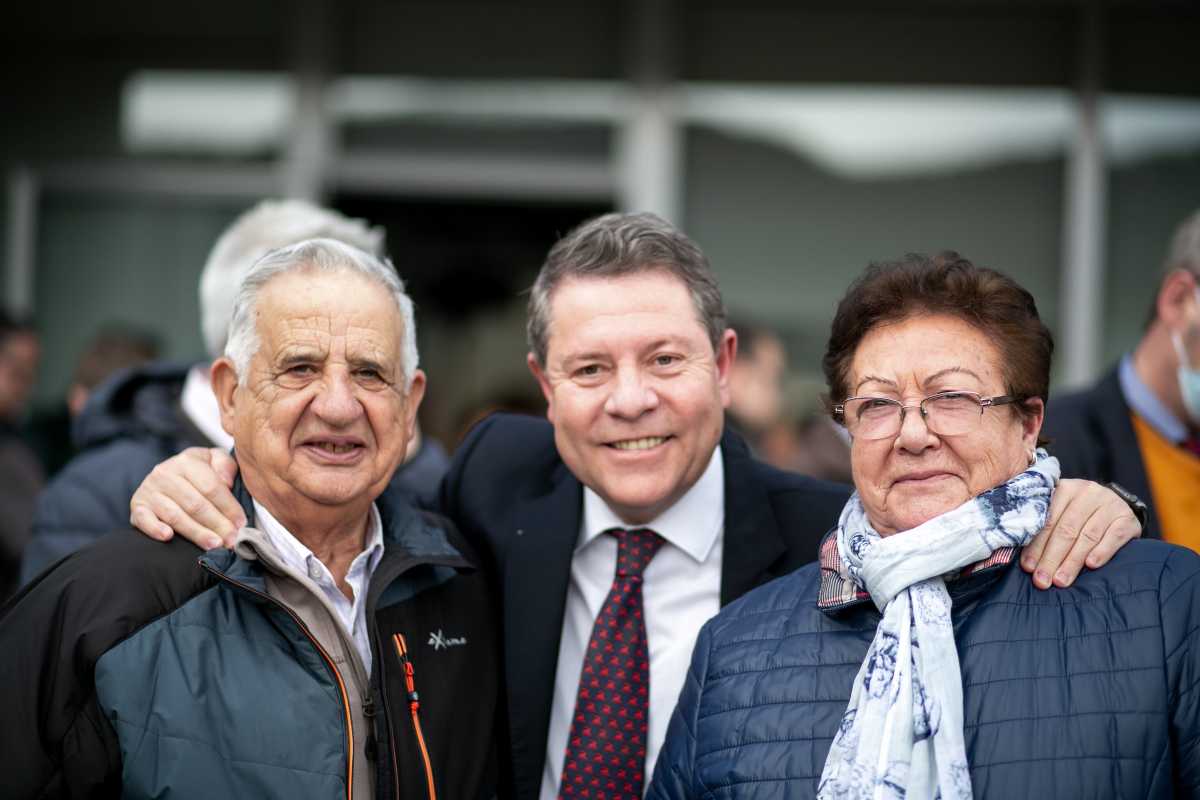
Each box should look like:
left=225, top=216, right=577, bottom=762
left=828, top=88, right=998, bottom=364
left=439, top=412, right=849, bottom=799
left=128, top=213, right=1142, bottom=800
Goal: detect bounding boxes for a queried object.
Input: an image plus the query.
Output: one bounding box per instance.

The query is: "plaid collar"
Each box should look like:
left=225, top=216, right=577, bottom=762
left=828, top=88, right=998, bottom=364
left=817, top=529, right=1017, bottom=613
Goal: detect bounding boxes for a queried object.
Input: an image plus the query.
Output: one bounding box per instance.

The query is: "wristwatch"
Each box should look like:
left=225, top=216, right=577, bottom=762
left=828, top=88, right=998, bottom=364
left=1106, top=482, right=1150, bottom=530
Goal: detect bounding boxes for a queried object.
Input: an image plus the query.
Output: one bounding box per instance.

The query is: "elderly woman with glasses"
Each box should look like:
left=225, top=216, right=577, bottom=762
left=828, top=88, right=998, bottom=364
left=649, top=253, right=1200, bottom=800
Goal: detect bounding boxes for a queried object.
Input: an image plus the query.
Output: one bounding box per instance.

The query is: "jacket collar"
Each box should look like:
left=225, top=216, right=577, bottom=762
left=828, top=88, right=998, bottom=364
left=816, top=529, right=1017, bottom=614
left=201, top=471, right=473, bottom=585
left=719, top=427, right=788, bottom=606
left=501, top=455, right=580, bottom=797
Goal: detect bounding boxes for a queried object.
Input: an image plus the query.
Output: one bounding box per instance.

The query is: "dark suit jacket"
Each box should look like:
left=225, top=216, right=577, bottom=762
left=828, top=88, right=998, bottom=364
left=438, top=412, right=851, bottom=800
left=1042, top=366, right=1160, bottom=539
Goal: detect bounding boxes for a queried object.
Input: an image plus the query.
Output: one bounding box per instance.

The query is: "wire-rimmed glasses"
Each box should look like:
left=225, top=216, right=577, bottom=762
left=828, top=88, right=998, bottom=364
left=832, top=390, right=1023, bottom=440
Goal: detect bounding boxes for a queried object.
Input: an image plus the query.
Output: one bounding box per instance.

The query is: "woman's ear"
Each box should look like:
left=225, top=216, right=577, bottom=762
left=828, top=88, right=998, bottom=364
left=1021, top=397, right=1045, bottom=455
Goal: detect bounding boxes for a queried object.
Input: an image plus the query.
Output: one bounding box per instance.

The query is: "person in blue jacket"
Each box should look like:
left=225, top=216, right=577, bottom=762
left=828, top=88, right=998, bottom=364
left=0, top=239, right=499, bottom=799
left=649, top=252, right=1200, bottom=800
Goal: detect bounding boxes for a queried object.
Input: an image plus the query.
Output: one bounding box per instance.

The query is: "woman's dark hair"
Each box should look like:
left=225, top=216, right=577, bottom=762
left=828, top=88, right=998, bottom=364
left=822, top=252, right=1053, bottom=423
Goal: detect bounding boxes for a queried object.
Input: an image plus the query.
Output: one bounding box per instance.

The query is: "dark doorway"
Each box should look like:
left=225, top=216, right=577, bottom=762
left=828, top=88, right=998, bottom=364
left=331, top=194, right=611, bottom=449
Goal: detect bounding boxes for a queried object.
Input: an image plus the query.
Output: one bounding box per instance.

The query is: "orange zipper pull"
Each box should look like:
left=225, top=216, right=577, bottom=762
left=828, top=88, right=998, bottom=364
left=392, top=633, right=437, bottom=800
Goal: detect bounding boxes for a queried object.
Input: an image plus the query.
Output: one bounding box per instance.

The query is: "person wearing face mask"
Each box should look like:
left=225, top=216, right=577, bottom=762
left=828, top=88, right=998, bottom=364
left=1043, top=208, right=1200, bottom=546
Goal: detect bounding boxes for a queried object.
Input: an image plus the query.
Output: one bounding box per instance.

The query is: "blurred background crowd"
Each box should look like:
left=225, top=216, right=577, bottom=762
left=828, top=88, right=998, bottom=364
left=2, top=0, right=1198, bottom=600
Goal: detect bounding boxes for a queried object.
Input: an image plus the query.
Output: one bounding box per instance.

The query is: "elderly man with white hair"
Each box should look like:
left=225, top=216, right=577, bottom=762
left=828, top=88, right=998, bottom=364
left=20, top=199, right=450, bottom=583
left=0, top=239, right=499, bottom=800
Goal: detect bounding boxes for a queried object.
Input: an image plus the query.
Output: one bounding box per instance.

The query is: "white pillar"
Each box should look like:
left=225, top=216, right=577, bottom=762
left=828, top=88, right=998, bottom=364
left=616, top=0, right=683, bottom=224
left=5, top=166, right=37, bottom=316
left=1058, top=2, right=1107, bottom=388
left=281, top=0, right=333, bottom=202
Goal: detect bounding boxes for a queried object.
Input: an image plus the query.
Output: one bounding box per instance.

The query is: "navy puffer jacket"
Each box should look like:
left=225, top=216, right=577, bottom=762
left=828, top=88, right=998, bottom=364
left=649, top=538, right=1200, bottom=799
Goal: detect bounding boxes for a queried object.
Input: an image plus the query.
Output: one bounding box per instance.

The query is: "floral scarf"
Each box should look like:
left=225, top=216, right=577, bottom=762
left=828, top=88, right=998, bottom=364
left=817, top=452, right=1060, bottom=800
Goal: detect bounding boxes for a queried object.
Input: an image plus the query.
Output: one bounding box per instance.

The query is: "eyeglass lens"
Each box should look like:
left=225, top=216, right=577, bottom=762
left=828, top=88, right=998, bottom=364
left=845, top=392, right=985, bottom=440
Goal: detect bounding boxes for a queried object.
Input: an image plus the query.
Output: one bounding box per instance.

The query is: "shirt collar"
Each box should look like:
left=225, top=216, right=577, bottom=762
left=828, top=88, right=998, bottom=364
left=815, top=529, right=1017, bottom=613
left=1119, top=353, right=1189, bottom=444
left=181, top=365, right=235, bottom=451
left=579, top=444, right=725, bottom=564
left=250, top=498, right=385, bottom=579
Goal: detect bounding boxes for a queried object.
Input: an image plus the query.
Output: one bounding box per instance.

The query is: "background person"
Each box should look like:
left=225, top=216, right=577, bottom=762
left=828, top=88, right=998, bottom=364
left=125, top=214, right=1144, bottom=800
left=0, top=312, right=43, bottom=600
left=23, top=324, right=162, bottom=479
left=650, top=253, right=1200, bottom=799
left=0, top=239, right=499, bottom=799
left=66, top=325, right=162, bottom=419
left=726, top=317, right=788, bottom=452
left=1044, top=208, right=1200, bottom=546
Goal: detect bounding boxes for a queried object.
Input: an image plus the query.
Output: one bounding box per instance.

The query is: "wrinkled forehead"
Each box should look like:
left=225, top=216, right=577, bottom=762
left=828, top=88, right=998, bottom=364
left=255, top=269, right=403, bottom=353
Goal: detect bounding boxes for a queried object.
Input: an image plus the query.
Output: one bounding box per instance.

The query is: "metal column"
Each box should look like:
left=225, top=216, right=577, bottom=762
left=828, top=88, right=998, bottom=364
left=1058, top=2, right=1107, bottom=388
left=281, top=0, right=333, bottom=202
left=4, top=166, right=37, bottom=316
left=616, top=0, right=683, bottom=224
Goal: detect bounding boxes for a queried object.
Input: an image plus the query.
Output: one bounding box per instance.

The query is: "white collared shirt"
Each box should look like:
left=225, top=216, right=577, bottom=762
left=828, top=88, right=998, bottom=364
left=180, top=365, right=234, bottom=450
left=252, top=500, right=386, bottom=675
left=539, top=446, right=725, bottom=800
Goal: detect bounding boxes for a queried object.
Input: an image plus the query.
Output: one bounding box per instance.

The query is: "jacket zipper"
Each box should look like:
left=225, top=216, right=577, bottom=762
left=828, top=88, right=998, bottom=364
left=201, top=563, right=355, bottom=800
left=394, top=633, right=437, bottom=800
left=370, top=634, right=403, bottom=800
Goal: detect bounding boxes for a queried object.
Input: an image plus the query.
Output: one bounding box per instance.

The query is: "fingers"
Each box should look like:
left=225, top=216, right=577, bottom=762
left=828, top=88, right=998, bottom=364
left=130, top=504, right=176, bottom=542
left=166, top=467, right=244, bottom=547
left=136, top=490, right=225, bottom=551
left=1023, top=480, right=1139, bottom=590
left=209, top=448, right=240, bottom=489
left=1080, top=511, right=1141, bottom=570
left=129, top=450, right=245, bottom=550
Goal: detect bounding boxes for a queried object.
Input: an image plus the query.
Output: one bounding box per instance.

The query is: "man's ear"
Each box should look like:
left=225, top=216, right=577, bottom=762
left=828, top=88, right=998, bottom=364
left=527, top=352, right=555, bottom=424
left=402, top=369, right=427, bottom=442
left=210, top=358, right=241, bottom=437
left=714, top=328, right=738, bottom=409
left=1157, top=268, right=1199, bottom=331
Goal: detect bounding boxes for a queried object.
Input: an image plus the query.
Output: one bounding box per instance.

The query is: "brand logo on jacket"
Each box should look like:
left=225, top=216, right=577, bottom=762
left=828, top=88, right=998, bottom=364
left=428, top=629, right=468, bottom=650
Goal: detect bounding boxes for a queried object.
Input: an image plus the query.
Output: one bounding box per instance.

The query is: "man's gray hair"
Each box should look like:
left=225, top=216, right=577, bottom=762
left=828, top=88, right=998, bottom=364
left=224, top=238, right=419, bottom=390
left=1165, top=208, right=1200, bottom=277
left=200, top=199, right=385, bottom=359
left=526, top=212, right=726, bottom=365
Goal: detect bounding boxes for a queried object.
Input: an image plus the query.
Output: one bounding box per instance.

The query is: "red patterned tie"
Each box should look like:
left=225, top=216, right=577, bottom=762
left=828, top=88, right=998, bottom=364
left=559, top=527, right=665, bottom=800
left=1185, top=436, right=1200, bottom=458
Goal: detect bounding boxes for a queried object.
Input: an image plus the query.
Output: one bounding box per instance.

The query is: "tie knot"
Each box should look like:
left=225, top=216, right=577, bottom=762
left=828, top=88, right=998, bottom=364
left=608, top=527, right=664, bottom=579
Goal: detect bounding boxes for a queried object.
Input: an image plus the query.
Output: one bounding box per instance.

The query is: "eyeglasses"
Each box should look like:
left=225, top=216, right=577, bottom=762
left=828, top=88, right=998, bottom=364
left=832, top=390, right=1024, bottom=441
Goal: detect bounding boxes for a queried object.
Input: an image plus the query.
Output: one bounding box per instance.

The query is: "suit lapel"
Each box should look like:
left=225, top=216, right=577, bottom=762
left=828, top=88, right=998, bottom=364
left=718, top=430, right=787, bottom=606
left=1096, top=369, right=1159, bottom=538
left=504, top=461, right=583, bottom=799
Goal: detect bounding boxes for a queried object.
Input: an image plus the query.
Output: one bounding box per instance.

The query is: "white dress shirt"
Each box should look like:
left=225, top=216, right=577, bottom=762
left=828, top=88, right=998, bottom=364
left=539, top=447, right=725, bottom=800
left=180, top=365, right=234, bottom=450
left=252, top=500, right=386, bottom=675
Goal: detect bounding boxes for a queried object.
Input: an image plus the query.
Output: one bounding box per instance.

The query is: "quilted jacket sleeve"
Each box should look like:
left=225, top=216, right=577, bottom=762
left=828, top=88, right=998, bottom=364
left=20, top=441, right=162, bottom=585
left=648, top=620, right=715, bottom=800
left=1162, top=545, right=1200, bottom=796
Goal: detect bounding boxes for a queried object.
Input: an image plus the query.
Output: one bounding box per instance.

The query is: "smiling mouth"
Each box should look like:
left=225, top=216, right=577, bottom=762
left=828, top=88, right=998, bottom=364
left=608, top=436, right=670, bottom=451
left=312, top=442, right=359, bottom=454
